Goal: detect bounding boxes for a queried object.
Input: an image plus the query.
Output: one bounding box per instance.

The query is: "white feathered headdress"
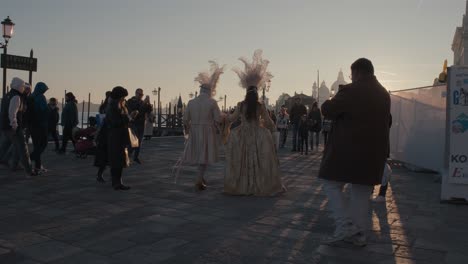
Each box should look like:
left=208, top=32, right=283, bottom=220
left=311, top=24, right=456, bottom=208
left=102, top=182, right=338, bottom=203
left=194, top=61, right=225, bottom=97
left=233, top=49, right=273, bottom=90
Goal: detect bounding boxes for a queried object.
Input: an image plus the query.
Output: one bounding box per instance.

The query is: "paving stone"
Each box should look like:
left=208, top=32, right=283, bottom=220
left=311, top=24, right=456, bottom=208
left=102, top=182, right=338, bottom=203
left=0, top=137, right=466, bottom=263
left=49, top=251, right=111, bottom=264
left=0, top=247, right=11, bottom=255
left=17, top=240, right=82, bottom=262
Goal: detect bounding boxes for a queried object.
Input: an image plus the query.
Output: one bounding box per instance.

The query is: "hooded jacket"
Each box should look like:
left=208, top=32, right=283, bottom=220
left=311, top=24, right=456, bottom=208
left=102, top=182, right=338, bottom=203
left=0, top=78, right=26, bottom=130
left=29, top=82, right=49, bottom=129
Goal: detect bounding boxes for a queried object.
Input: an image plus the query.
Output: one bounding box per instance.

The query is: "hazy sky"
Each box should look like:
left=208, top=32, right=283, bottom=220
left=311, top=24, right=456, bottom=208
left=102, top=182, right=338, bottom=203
left=1, top=0, right=466, bottom=107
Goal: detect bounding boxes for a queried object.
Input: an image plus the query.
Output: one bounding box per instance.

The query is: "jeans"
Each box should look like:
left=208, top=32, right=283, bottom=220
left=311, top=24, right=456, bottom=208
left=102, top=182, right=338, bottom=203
left=323, top=180, right=373, bottom=233
left=4, top=129, right=33, bottom=174
left=0, top=131, right=12, bottom=162
left=323, top=132, right=329, bottom=146
left=61, top=126, right=75, bottom=152
left=131, top=125, right=145, bottom=159
left=310, top=131, right=320, bottom=150
left=292, top=123, right=300, bottom=150
left=279, top=128, right=288, bottom=148
left=30, top=127, right=48, bottom=169
left=300, top=133, right=308, bottom=153
left=111, top=167, right=123, bottom=187
left=48, top=128, right=60, bottom=150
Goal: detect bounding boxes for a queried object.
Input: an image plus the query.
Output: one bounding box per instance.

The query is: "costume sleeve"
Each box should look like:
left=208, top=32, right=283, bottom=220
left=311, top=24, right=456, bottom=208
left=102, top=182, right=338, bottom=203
left=227, top=103, right=241, bottom=123
left=183, top=103, right=191, bottom=134
left=321, top=88, right=350, bottom=120
left=8, top=96, right=21, bottom=130
left=260, top=104, right=275, bottom=132
left=212, top=101, right=222, bottom=123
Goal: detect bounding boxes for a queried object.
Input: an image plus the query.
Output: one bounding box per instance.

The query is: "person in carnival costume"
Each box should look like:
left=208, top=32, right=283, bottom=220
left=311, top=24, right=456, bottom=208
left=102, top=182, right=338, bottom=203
left=224, top=50, right=286, bottom=196
left=174, top=61, right=225, bottom=191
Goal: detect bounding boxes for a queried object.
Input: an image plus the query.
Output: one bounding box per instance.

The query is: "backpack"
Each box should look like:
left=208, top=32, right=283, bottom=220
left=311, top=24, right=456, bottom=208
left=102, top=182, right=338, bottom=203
left=23, top=96, right=35, bottom=128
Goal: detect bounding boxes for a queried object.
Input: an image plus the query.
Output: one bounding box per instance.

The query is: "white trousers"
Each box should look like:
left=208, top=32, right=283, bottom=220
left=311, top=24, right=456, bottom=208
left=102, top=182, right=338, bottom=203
left=323, top=180, right=373, bottom=233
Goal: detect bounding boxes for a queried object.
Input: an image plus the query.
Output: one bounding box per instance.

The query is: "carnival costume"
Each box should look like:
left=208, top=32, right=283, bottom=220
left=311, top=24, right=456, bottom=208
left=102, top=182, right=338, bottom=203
left=224, top=50, right=285, bottom=196
left=173, top=61, right=224, bottom=190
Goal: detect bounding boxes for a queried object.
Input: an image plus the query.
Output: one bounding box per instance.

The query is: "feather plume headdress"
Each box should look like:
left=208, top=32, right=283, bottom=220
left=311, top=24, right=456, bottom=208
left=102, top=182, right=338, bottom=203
left=233, top=49, right=273, bottom=91
left=194, top=61, right=225, bottom=97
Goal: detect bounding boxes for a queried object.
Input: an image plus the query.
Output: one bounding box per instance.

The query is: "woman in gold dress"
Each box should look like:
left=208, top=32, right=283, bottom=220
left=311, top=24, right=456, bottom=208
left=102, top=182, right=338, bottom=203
left=224, top=50, right=285, bottom=196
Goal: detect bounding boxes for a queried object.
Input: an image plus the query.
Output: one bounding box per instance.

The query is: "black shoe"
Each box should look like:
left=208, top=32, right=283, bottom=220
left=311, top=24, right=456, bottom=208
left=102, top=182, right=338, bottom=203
left=133, top=158, right=142, bottom=165
left=114, top=184, right=131, bottom=191
left=96, top=175, right=105, bottom=183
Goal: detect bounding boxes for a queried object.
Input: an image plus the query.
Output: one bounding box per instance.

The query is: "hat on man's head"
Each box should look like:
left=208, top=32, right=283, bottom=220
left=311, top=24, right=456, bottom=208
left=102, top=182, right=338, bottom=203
left=110, top=86, right=128, bottom=99
left=10, top=77, right=26, bottom=91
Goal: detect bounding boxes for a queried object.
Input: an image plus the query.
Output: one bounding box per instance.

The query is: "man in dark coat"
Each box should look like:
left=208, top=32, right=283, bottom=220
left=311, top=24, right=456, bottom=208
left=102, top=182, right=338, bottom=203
left=47, top=98, right=60, bottom=151
left=59, top=92, right=79, bottom=154
left=319, top=58, right=390, bottom=247
left=126, top=88, right=153, bottom=164
left=289, top=97, right=307, bottom=151
left=29, top=82, right=50, bottom=171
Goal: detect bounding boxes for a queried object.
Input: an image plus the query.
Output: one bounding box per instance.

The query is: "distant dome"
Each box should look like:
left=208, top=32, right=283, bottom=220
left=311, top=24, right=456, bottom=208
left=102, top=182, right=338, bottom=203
left=331, top=70, right=348, bottom=93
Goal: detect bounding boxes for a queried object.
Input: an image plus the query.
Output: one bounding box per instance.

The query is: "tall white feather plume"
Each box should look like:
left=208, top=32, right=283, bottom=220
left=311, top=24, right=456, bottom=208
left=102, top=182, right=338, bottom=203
left=233, top=49, right=273, bottom=90
left=194, top=61, right=225, bottom=97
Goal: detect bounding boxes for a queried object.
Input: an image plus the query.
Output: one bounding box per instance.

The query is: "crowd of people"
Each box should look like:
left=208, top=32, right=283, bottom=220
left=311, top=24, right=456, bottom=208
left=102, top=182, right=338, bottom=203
left=0, top=78, right=154, bottom=190
left=0, top=54, right=392, bottom=248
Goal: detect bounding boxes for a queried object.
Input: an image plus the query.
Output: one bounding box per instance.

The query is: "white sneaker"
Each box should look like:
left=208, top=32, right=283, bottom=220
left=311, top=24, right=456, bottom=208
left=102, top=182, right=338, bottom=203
left=372, top=196, right=386, bottom=203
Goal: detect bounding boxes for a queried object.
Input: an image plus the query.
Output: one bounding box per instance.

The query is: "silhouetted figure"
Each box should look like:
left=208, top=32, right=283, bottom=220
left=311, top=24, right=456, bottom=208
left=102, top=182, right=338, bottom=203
left=126, top=89, right=153, bottom=164
left=29, top=82, right=50, bottom=171
left=307, top=102, right=322, bottom=150
left=289, top=97, right=307, bottom=151
left=319, top=58, right=391, bottom=247
left=48, top=98, right=60, bottom=151
left=107, top=86, right=131, bottom=190
left=59, top=92, right=78, bottom=154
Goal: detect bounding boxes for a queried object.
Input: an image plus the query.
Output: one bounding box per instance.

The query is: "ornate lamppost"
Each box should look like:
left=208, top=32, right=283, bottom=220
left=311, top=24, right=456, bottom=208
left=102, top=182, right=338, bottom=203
left=152, top=87, right=161, bottom=128
left=262, top=79, right=271, bottom=103
left=1, top=16, right=15, bottom=97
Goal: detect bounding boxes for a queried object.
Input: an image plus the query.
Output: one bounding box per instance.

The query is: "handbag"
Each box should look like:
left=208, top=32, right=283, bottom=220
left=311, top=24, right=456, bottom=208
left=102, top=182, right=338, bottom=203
left=128, top=128, right=139, bottom=148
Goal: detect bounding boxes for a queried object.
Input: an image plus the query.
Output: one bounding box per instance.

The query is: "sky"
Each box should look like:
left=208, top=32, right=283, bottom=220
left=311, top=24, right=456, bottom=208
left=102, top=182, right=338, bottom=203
left=1, top=0, right=466, bottom=108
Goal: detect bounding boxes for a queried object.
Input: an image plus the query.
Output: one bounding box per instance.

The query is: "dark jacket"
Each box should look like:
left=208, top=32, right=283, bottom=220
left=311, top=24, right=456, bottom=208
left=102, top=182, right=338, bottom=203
left=289, top=103, right=307, bottom=124
left=307, top=109, right=322, bottom=132
left=298, top=119, right=309, bottom=138
left=126, top=97, right=153, bottom=128
left=94, top=118, right=108, bottom=167
left=61, top=101, right=79, bottom=128
left=48, top=106, right=60, bottom=131
left=318, top=75, right=391, bottom=186
left=106, top=100, right=130, bottom=168
left=99, top=98, right=109, bottom=114
left=30, top=82, right=49, bottom=130
left=0, top=89, right=23, bottom=130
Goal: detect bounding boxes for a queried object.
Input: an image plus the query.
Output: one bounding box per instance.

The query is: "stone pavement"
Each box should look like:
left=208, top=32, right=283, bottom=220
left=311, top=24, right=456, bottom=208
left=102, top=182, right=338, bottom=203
left=0, top=137, right=467, bottom=264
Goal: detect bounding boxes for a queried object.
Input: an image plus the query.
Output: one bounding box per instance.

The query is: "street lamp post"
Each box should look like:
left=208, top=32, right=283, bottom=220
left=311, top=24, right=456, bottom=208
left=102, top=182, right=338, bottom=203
left=1, top=16, right=15, bottom=97
left=152, top=87, right=162, bottom=128
left=224, top=94, right=226, bottom=112
left=262, top=80, right=271, bottom=103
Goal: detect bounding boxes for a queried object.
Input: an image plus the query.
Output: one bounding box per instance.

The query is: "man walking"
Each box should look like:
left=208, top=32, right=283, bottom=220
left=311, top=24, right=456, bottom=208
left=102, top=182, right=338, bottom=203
left=126, top=88, right=153, bottom=164
left=289, top=97, right=307, bottom=152
left=276, top=105, right=289, bottom=148
left=319, top=58, right=391, bottom=246
left=29, top=82, right=50, bottom=172
left=0, top=77, right=36, bottom=177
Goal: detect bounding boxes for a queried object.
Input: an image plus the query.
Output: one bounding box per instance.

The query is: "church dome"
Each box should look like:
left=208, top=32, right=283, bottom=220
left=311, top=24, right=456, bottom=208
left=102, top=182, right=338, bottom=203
left=331, top=70, right=348, bottom=93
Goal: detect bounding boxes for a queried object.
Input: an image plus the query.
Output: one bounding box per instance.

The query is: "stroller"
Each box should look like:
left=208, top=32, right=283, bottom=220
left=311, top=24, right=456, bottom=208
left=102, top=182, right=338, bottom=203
left=74, top=117, right=98, bottom=158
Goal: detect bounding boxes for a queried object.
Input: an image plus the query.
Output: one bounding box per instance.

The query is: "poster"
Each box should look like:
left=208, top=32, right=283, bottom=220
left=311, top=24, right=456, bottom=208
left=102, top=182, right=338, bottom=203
left=448, top=66, right=468, bottom=184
